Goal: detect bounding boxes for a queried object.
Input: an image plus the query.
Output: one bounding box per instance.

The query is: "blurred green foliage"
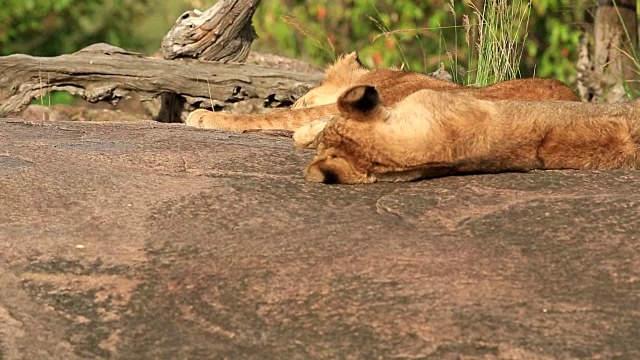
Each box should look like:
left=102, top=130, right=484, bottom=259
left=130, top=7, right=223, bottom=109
left=252, top=0, right=591, bottom=84
left=0, top=0, right=151, bottom=56
left=0, top=0, right=594, bottom=84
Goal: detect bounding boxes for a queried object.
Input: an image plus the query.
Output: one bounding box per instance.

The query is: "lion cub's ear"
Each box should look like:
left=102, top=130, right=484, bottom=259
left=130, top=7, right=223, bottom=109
left=337, top=85, right=380, bottom=120
left=347, top=52, right=364, bottom=68
left=325, top=52, right=366, bottom=79
left=339, top=52, right=364, bottom=70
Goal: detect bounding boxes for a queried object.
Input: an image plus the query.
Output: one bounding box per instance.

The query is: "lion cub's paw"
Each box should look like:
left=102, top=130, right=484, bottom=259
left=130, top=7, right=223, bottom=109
left=293, top=119, right=329, bottom=149
left=185, top=109, right=215, bottom=128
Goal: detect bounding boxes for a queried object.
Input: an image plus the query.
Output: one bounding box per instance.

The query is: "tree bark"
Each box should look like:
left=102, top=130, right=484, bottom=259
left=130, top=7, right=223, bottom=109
left=579, top=0, right=639, bottom=102
left=158, top=0, right=262, bottom=121
left=161, top=0, right=261, bottom=63
left=0, top=44, right=322, bottom=120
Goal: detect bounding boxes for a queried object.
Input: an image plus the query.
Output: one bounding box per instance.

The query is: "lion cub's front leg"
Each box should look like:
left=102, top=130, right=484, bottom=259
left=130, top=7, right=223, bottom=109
left=292, top=119, right=330, bottom=148
left=186, top=104, right=338, bottom=133
left=185, top=109, right=232, bottom=129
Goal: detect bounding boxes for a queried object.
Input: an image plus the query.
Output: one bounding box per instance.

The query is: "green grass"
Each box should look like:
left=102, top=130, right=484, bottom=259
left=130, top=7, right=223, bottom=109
left=471, top=0, right=531, bottom=87
left=371, top=0, right=532, bottom=86
left=30, top=91, right=74, bottom=106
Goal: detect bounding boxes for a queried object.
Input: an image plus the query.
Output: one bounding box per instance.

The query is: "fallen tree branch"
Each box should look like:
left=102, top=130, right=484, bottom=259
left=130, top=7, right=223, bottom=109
left=0, top=43, right=323, bottom=121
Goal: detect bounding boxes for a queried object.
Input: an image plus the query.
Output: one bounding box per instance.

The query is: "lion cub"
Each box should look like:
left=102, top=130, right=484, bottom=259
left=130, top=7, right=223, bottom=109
left=185, top=53, right=579, bottom=142
left=306, top=85, right=640, bottom=184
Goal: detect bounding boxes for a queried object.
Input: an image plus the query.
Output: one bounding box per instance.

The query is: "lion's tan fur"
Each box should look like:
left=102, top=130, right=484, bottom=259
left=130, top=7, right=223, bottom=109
left=185, top=53, right=579, bottom=139
left=306, top=86, right=640, bottom=184
left=291, top=52, right=370, bottom=109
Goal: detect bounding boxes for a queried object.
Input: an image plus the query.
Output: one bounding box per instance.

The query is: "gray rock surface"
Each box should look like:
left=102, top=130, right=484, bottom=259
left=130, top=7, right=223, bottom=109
left=0, top=118, right=638, bottom=359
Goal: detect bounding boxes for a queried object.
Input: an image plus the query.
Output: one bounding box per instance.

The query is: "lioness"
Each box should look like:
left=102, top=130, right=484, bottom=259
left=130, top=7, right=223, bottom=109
left=185, top=53, right=579, bottom=146
left=306, top=85, right=640, bottom=184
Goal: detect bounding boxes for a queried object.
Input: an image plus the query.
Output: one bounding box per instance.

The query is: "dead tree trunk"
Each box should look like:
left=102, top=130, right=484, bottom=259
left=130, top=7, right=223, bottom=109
left=161, top=0, right=261, bottom=63
left=0, top=44, right=322, bottom=119
left=156, top=0, right=262, bottom=121
left=577, top=0, right=639, bottom=102
left=0, top=0, right=322, bottom=123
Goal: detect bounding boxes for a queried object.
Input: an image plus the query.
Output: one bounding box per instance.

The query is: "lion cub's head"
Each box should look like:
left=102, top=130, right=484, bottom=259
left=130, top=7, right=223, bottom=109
left=304, top=85, right=383, bottom=183
left=305, top=85, right=493, bottom=184
left=305, top=85, right=439, bottom=184
left=292, top=52, right=369, bottom=109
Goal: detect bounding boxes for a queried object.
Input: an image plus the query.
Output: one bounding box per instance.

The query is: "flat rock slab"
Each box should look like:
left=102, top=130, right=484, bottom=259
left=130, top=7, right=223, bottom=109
left=0, top=119, right=638, bottom=359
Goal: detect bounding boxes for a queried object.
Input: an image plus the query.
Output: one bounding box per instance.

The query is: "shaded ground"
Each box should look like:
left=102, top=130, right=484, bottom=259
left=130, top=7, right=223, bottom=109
left=0, top=118, right=638, bottom=359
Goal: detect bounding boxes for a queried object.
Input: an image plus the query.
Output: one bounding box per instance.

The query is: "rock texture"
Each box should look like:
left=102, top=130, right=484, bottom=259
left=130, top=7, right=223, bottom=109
left=0, top=118, right=638, bottom=359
